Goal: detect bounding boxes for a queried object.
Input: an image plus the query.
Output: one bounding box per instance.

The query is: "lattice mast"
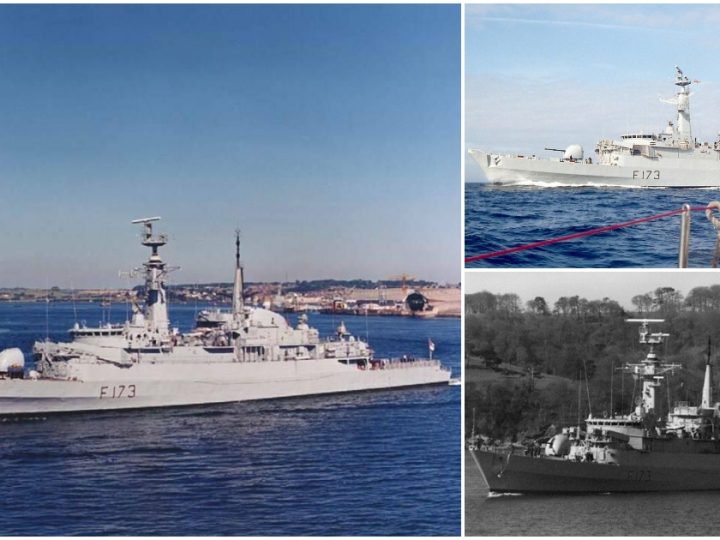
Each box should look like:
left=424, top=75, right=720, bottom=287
left=232, top=229, right=244, bottom=317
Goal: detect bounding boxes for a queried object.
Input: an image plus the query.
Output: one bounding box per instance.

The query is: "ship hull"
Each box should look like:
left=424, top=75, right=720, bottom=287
left=0, top=359, right=450, bottom=416
left=469, top=149, right=720, bottom=188
left=472, top=448, right=720, bottom=493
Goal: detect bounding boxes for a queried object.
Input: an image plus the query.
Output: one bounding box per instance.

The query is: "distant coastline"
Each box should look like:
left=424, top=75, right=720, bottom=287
left=0, top=280, right=461, bottom=318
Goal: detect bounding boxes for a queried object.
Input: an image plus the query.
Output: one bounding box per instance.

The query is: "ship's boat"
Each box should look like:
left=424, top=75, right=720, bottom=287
left=473, top=319, right=720, bottom=493
left=0, top=218, right=451, bottom=416
left=469, top=67, right=720, bottom=187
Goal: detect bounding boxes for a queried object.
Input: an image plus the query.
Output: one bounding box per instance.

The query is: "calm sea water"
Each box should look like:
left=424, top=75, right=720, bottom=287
left=0, top=302, right=460, bottom=536
left=465, top=451, right=720, bottom=535
left=465, top=183, right=720, bottom=267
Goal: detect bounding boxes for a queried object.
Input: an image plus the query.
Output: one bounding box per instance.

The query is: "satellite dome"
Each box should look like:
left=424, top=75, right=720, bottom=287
left=564, top=145, right=584, bottom=161
left=0, top=348, right=24, bottom=375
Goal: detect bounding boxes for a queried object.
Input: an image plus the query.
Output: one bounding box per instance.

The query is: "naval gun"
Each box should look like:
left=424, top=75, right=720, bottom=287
left=545, top=145, right=584, bottom=162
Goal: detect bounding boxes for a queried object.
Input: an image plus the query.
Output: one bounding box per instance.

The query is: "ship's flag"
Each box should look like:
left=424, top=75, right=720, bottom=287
left=428, top=338, right=435, bottom=352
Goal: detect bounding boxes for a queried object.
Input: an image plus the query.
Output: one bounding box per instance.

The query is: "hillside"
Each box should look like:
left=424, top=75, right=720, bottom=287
left=465, top=286, right=720, bottom=441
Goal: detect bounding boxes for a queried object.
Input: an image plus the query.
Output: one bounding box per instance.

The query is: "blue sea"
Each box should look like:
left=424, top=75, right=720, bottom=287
left=465, top=183, right=720, bottom=267
left=0, top=302, right=460, bottom=536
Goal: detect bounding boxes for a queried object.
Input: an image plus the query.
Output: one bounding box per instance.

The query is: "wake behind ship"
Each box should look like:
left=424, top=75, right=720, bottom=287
left=469, top=67, right=720, bottom=187
left=472, top=319, right=720, bottom=493
left=0, top=218, right=451, bottom=416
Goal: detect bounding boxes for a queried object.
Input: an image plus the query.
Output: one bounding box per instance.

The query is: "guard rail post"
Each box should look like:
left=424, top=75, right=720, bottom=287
left=678, top=204, right=691, bottom=268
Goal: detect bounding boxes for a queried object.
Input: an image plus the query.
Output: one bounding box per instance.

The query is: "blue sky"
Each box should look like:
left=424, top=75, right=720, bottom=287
left=466, top=4, right=720, bottom=181
left=0, top=5, right=460, bottom=287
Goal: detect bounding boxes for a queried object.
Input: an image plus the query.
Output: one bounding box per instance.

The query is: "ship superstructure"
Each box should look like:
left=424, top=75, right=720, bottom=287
left=0, top=219, right=451, bottom=416
left=473, top=319, right=720, bottom=493
left=470, top=67, right=720, bottom=187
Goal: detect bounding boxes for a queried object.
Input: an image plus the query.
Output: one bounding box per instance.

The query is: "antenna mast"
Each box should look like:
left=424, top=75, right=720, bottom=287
left=232, top=228, right=244, bottom=317
left=131, top=217, right=171, bottom=334
left=623, top=319, right=682, bottom=416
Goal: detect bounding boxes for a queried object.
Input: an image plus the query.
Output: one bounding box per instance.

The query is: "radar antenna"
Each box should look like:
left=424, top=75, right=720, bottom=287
left=131, top=217, right=167, bottom=258
left=675, top=66, right=691, bottom=88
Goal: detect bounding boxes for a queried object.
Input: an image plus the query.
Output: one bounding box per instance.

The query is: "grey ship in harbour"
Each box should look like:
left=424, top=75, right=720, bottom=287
left=470, top=67, right=720, bottom=187
left=472, top=319, right=720, bottom=493
left=0, top=218, right=451, bottom=416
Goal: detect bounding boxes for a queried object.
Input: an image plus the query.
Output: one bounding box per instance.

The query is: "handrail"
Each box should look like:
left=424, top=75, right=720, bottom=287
left=466, top=205, right=711, bottom=267
left=678, top=204, right=691, bottom=268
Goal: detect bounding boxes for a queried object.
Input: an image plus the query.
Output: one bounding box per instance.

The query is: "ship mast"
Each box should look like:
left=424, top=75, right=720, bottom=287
left=660, top=66, right=693, bottom=147
left=623, top=319, right=681, bottom=417
left=131, top=217, right=171, bottom=335
left=701, top=337, right=713, bottom=410
left=232, top=228, right=244, bottom=317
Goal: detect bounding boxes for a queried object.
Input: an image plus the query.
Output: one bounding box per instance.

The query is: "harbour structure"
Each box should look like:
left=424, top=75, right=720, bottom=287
left=469, top=67, right=720, bottom=187
left=0, top=218, right=451, bottom=416
left=472, top=319, right=720, bottom=493
left=319, top=291, right=439, bottom=318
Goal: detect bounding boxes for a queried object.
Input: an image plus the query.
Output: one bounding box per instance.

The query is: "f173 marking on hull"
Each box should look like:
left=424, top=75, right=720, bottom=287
left=99, top=385, right=136, bottom=399
left=627, top=469, right=652, bottom=482
left=632, top=170, right=660, bottom=180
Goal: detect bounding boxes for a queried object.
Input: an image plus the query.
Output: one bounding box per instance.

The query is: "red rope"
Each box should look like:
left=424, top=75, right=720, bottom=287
left=465, top=205, right=711, bottom=263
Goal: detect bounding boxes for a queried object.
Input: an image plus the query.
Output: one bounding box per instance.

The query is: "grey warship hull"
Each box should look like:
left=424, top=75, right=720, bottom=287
left=470, top=321, right=720, bottom=495
left=0, top=218, right=453, bottom=417
left=473, top=448, right=720, bottom=493
left=469, top=149, right=720, bottom=188
left=0, top=358, right=449, bottom=416
left=470, top=68, right=720, bottom=188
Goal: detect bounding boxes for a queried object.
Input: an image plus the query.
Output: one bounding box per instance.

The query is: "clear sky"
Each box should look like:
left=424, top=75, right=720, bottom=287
left=0, top=5, right=460, bottom=288
left=466, top=4, right=720, bottom=181
left=466, top=270, right=720, bottom=310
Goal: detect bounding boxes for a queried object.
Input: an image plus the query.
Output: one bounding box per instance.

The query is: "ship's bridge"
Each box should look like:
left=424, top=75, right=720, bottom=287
left=248, top=308, right=289, bottom=330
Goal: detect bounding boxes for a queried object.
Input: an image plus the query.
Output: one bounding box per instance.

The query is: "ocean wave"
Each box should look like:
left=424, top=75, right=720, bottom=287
left=466, top=184, right=720, bottom=267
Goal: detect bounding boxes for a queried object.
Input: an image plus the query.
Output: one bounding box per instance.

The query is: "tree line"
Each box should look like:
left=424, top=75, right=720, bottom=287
left=466, top=286, right=720, bottom=441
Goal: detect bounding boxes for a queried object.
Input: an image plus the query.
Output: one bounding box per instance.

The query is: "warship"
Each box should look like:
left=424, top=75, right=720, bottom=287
left=473, top=319, right=720, bottom=493
left=0, top=218, right=451, bottom=416
left=469, top=67, right=720, bottom=187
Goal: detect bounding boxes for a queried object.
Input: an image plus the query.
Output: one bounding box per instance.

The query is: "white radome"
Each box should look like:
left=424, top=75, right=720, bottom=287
left=0, top=348, right=24, bottom=374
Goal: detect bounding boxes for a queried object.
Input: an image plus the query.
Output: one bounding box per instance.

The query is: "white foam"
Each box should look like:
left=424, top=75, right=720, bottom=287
left=487, top=491, right=523, bottom=498
left=507, top=179, right=655, bottom=190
